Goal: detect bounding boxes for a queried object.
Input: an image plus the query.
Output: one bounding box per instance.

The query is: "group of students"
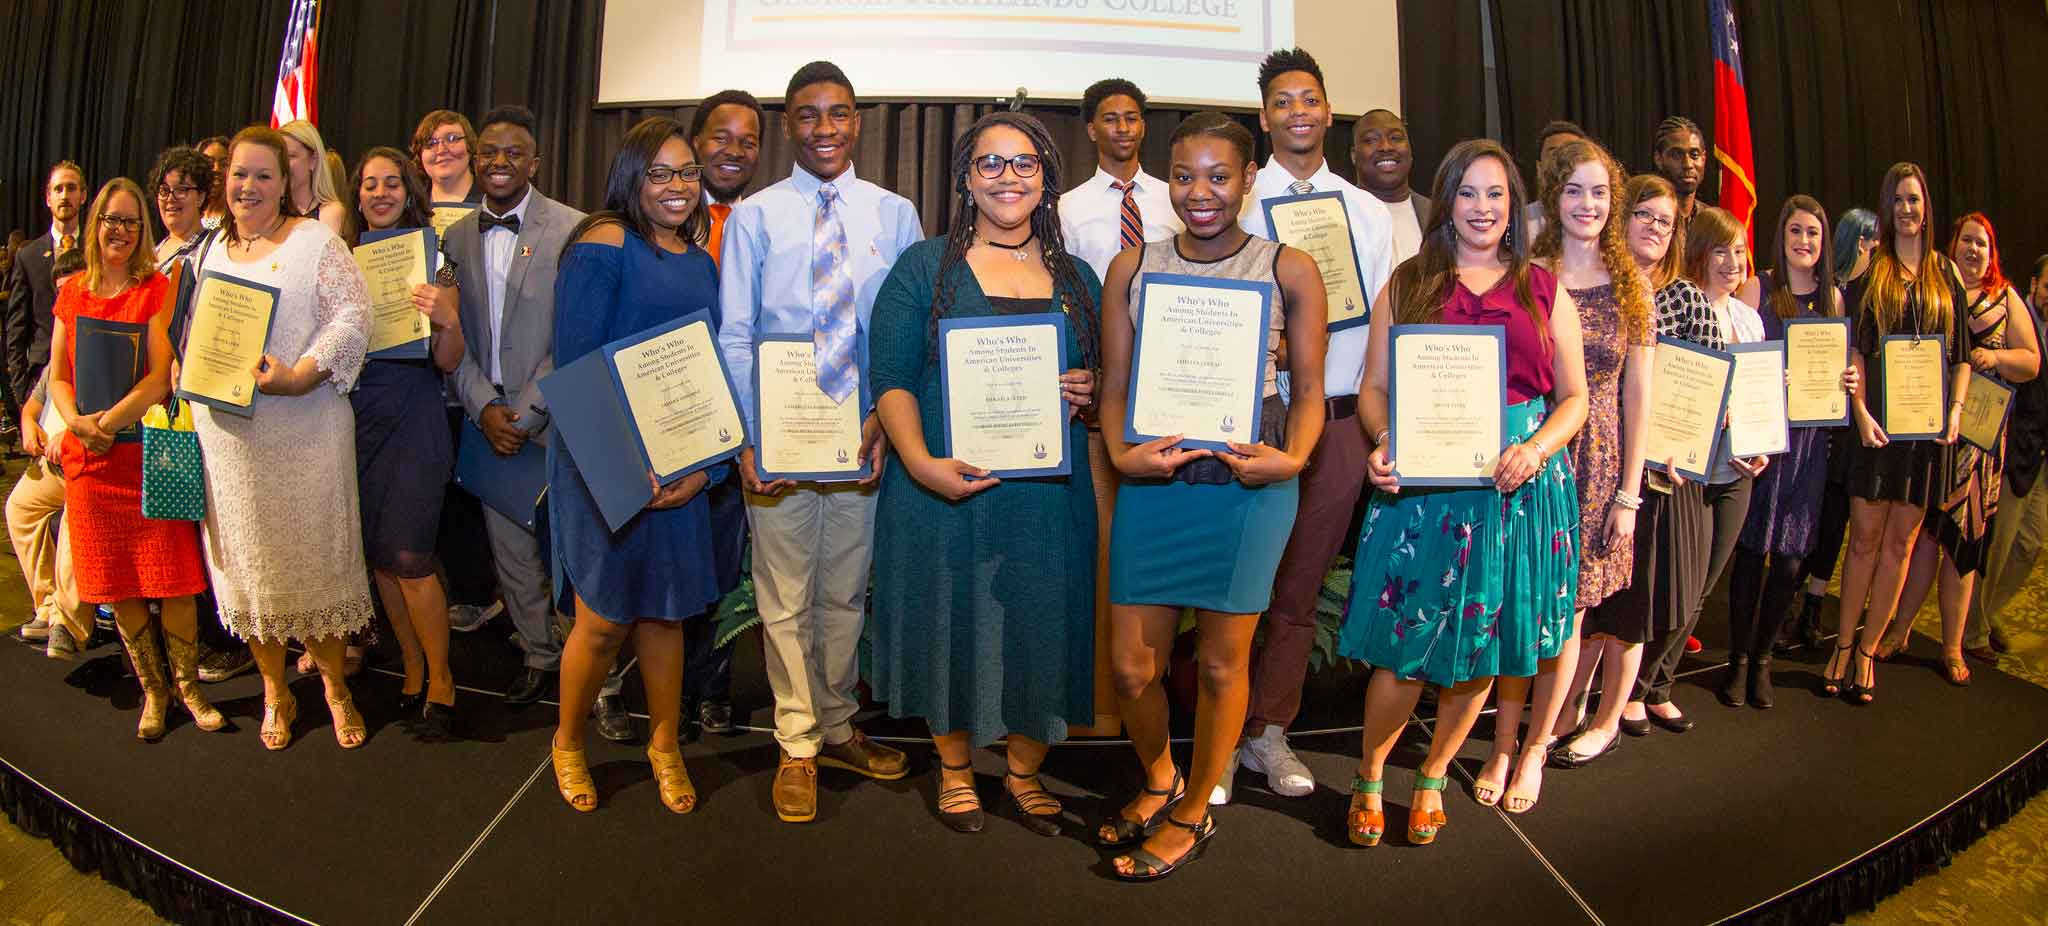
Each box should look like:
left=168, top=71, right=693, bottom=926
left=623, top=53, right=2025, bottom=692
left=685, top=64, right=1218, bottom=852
left=7, top=45, right=2045, bottom=882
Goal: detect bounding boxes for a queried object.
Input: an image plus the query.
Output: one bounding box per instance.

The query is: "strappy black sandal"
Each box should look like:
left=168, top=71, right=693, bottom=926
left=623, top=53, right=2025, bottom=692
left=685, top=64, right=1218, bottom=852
left=1004, top=768, right=1065, bottom=837
left=1096, top=768, right=1183, bottom=847
left=936, top=759, right=984, bottom=833
left=1113, top=811, right=1216, bottom=882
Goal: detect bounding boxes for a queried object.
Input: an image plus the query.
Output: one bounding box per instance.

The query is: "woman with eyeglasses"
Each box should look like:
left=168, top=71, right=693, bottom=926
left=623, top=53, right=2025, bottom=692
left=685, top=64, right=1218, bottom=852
left=278, top=120, right=349, bottom=236
left=1722, top=197, right=1855, bottom=708
left=150, top=147, right=216, bottom=268
left=547, top=116, right=723, bottom=816
left=1875, top=212, right=2039, bottom=686
left=347, top=147, right=468, bottom=736
left=412, top=110, right=481, bottom=206
left=1828, top=163, right=1972, bottom=705
left=867, top=112, right=1102, bottom=837
left=1791, top=205, right=1882, bottom=648
left=48, top=178, right=218, bottom=741
left=194, top=126, right=374, bottom=751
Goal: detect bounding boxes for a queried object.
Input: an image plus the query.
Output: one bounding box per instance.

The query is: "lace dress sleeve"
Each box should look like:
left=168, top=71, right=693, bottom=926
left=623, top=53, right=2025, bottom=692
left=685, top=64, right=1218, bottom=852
left=307, top=234, right=372, bottom=392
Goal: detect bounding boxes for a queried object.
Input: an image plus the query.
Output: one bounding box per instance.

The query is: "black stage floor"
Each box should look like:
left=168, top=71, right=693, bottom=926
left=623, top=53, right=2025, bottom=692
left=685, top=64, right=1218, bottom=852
left=3, top=605, right=2045, bottom=926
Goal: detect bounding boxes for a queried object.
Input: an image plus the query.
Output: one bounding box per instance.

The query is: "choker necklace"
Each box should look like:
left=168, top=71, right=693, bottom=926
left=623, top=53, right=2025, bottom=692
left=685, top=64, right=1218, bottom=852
left=979, top=233, right=1035, bottom=262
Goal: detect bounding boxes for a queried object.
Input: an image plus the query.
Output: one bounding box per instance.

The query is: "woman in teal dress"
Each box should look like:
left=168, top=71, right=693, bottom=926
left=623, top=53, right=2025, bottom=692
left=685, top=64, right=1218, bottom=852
left=869, top=112, right=1102, bottom=837
left=1092, top=113, right=1330, bottom=881
left=547, top=117, right=724, bottom=817
left=1341, top=139, right=1588, bottom=848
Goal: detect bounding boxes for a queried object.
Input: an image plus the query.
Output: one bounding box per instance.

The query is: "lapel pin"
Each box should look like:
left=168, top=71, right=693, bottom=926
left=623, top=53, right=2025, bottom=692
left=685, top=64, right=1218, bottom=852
left=520, top=245, right=533, bottom=258
left=868, top=242, right=879, bottom=256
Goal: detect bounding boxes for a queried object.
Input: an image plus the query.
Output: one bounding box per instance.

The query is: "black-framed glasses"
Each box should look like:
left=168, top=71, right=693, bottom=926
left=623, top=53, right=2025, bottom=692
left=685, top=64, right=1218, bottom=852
left=645, top=165, right=703, bottom=185
left=98, top=214, right=143, bottom=233
left=157, top=184, right=201, bottom=200
left=1630, top=208, right=1674, bottom=234
left=422, top=132, right=467, bottom=151
left=972, top=153, right=1042, bottom=180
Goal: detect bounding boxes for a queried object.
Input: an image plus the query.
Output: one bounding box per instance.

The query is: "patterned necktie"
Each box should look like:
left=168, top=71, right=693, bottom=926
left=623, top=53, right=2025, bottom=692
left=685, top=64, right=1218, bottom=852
left=811, top=183, right=859, bottom=404
left=1288, top=179, right=1315, bottom=195
left=1110, top=180, right=1143, bottom=249
left=59, top=234, right=75, bottom=252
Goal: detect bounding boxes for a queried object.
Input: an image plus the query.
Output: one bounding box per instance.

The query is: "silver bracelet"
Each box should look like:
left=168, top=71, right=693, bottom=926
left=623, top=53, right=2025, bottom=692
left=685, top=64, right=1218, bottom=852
left=1612, top=489, right=1642, bottom=510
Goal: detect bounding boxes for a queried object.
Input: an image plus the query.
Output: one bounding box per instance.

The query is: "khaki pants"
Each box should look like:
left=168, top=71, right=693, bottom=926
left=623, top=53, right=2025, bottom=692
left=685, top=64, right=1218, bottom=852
left=1968, top=471, right=2048, bottom=647
left=747, top=482, right=875, bottom=757
left=6, top=459, right=94, bottom=641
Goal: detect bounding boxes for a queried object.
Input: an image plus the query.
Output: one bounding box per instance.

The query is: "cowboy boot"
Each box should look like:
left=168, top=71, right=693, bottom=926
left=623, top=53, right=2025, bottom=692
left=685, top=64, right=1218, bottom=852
left=121, top=620, right=172, bottom=741
left=164, top=627, right=227, bottom=731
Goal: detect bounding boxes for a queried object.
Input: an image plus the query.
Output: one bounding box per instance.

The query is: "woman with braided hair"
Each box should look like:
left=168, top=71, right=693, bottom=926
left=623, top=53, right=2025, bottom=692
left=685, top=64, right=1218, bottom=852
left=867, top=110, right=1103, bottom=836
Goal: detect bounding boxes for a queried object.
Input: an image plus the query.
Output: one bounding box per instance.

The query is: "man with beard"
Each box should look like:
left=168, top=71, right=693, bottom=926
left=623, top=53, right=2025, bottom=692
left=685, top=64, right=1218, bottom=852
left=5, top=161, right=86, bottom=421
left=1652, top=115, right=1708, bottom=228
left=717, top=61, right=922, bottom=823
left=1350, top=108, right=1429, bottom=262
left=1227, top=47, right=1395, bottom=805
left=676, top=88, right=766, bottom=737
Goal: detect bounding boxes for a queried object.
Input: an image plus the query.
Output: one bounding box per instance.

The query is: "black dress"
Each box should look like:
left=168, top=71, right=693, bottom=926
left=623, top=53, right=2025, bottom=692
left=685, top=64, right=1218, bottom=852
left=354, top=359, right=455, bottom=577
left=1844, top=267, right=1970, bottom=506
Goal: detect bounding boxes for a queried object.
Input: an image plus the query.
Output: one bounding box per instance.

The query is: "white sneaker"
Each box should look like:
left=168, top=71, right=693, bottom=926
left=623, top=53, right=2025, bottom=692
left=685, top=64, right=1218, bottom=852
left=449, top=600, right=505, bottom=633
left=1239, top=725, right=1316, bottom=797
left=1209, top=747, right=1241, bottom=805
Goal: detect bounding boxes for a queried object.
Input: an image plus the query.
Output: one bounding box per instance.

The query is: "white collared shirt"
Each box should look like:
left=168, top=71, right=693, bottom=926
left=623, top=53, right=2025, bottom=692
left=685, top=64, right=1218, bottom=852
left=50, top=224, right=78, bottom=252
left=1059, top=166, right=1182, bottom=282
left=1386, top=195, right=1423, bottom=263
left=481, top=187, right=534, bottom=386
left=1238, top=157, right=1397, bottom=399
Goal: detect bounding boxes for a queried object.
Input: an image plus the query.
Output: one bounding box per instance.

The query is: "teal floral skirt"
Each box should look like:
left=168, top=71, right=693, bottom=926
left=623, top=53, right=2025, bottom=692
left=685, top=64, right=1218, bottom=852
left=1338, top=399, right=1580, bottom=685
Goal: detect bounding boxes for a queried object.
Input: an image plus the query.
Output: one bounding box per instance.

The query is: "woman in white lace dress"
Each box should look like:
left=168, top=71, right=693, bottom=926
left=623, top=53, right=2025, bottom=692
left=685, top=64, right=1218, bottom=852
left=194, top=126, right=373, bottom=751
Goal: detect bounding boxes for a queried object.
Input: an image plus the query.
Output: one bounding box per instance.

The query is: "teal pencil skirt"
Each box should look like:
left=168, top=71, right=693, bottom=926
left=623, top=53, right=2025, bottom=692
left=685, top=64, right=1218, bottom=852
left=1108, top=475, right=1300, bottom=615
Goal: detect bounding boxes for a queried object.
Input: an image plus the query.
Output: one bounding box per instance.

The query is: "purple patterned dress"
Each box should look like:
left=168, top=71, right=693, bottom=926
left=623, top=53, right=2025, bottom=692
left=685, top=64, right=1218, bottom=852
left=1567, top=283, right=1647, bottom=607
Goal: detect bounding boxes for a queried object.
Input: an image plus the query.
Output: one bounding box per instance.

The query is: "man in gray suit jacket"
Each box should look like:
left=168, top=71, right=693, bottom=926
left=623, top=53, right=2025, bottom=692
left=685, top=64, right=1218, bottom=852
left=1351, top=109, right=1430, bottom=264
left=444, top=105, right=585, bottom=706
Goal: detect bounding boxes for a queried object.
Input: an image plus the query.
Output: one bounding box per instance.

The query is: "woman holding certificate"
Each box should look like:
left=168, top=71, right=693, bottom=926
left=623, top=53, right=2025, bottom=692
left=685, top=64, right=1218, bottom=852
left=48, top=178, right=218, bottom=741
left=547, top=116, right=723, bottom=816
left=347, top=147, right=466, bottom=735
left=1722, top=197, right=1851, bottom=708
left=1093, top=113, right=1328, bottom=879
left=1487, top=140, right=1650, bottom=795
left=1830, top=163, right=1972, bottom=705
left=1877, top=212, right=2038, bottom=686
left=1342, top=139, right=1587, bottom=848
left=193, top=127, right=374, bottom=750
left=868, top=111, right=1101, bottom=837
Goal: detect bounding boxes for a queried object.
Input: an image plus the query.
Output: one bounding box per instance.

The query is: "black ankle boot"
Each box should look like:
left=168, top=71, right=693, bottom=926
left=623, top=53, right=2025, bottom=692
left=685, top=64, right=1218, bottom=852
left=1719, top=654, right=1749, bottom=707
left=1748, top=653, right=1775, bottom=709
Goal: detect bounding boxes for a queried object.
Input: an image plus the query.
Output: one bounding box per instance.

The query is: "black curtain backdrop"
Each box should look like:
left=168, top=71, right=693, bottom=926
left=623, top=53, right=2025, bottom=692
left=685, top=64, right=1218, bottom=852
left=5, top=1, right=2045, bottom=278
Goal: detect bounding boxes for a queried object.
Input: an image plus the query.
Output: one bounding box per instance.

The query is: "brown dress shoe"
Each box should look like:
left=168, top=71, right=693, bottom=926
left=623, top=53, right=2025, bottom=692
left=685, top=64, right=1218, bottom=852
left=775, top=752, right=818, bottom=823
left=818, top=730, right=909, bottom=781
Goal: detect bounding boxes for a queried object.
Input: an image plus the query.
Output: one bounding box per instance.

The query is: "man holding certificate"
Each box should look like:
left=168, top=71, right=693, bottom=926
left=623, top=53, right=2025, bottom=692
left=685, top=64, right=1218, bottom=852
left=716, top=62, right=924, bottom=825
left=1227, top=47, right=1397, bottom=805
left=1095, top=113, right=1328, bottom=880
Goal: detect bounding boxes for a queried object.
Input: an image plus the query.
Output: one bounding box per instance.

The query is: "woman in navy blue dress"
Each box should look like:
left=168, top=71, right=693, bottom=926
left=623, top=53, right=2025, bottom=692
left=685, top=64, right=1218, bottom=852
left=548, top=117, right=725, bottom=815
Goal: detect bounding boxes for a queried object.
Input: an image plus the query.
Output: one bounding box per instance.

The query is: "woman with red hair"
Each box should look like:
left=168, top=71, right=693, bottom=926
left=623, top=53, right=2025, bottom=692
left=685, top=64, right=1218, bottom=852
left=1875, top=211, right=2038, bottom=685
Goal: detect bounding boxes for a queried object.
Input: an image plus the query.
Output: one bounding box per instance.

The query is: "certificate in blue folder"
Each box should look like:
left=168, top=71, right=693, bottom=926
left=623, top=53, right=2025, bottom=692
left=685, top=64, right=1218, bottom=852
left=454, top=420, right=547, bottom=532
left=73, top=316, right=149, bottom=444
left=539, top=311, right=747, bottom=532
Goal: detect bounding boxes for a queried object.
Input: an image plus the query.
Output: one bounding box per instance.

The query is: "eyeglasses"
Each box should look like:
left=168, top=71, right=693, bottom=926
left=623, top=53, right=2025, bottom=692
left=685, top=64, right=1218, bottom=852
left=1630, top=208, right=1674, bottom=234
left=645, top=165, right=704, bottom=185
left=157, top=184, right=201, bottom=200
left=98, top=214, right=143, bottom=233
left=421, top=132, right=467, bottom=151
left=972, top=153, right=1042, bottom=180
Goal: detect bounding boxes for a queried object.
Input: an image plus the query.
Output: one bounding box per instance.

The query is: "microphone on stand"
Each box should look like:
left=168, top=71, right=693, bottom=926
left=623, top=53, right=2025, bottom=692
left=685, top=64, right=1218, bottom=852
left=1008, top=87, right=1028, bottom=112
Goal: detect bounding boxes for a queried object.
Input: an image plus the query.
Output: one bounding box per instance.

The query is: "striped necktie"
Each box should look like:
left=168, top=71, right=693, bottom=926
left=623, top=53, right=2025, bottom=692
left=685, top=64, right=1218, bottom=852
left=1110, top=179, right=1143, bottom=249
left=1288, top=179, right=1315, bottom=195
left=811, top=183, right=859, bottom=404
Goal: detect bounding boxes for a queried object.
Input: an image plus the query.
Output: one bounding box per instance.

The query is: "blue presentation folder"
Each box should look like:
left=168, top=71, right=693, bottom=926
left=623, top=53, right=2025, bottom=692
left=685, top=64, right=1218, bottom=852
left=73, top=316, right=148, bottom=443
left=454, top=420, right=547, bottom=532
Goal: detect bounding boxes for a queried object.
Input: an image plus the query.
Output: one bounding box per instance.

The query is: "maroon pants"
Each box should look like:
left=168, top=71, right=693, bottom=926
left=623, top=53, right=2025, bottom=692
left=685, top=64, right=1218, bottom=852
left=1243, top=400, right=1368, bottom=736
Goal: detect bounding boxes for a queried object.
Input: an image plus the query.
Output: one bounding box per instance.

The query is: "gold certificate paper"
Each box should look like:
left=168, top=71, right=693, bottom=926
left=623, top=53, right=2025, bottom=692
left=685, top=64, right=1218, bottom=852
left=941, top=316, right=1068, bottom=475
left=1784, top=319, right=1850, bottom=424
left=1390, top=325, right=1504, bottom=484
left=754, top=338, right=865, bottom=480
left=178, top=274, right=276, bottom=412
left=1958, top=371, right=2014, bottom=452
left=1725, top=344, right=1789, bottom=457
left=431, top=204, right=477, bottom=239
left=1881, top=336, right=1947, bottom=439
left=1643, top=340, right=1734, bottom=479
left=1262, top=192, right=1368, bottom=329
left=611, top=321, right=746, bottom=476
left=1128, top=276, right=1271, bottom=449
left=354, top=231, right=432, bottom=354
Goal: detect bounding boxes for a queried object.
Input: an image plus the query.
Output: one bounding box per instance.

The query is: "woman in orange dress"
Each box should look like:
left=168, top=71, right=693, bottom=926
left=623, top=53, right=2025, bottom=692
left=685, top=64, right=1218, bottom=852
left=48, top=177, right=218, bottom=741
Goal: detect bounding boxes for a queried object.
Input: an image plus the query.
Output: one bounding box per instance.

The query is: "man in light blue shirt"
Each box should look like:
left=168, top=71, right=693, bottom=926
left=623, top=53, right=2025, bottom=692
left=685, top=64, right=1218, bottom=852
left=717, top=61, right=923, bottom=825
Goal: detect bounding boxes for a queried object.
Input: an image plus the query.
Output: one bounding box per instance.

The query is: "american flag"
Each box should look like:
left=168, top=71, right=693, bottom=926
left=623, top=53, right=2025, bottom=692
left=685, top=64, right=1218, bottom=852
left=270, top=0, right=320, bottom=127
left=1710, top=0, right=1755, bottom=266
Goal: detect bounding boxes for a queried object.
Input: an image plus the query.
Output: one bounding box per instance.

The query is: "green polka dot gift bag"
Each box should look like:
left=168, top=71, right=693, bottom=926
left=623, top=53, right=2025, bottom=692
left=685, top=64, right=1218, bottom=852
left=141, top=398, right=206, bottom=521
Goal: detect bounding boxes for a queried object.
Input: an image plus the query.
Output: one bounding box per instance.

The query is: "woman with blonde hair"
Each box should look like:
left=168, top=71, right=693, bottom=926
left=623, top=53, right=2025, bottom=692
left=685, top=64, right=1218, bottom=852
left=278, top=120, right=349, bottom=235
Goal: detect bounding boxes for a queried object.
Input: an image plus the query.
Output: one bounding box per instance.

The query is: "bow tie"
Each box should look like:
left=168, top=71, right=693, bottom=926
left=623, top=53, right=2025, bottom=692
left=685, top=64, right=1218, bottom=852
left=478, top=211, right=521, bottom=234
